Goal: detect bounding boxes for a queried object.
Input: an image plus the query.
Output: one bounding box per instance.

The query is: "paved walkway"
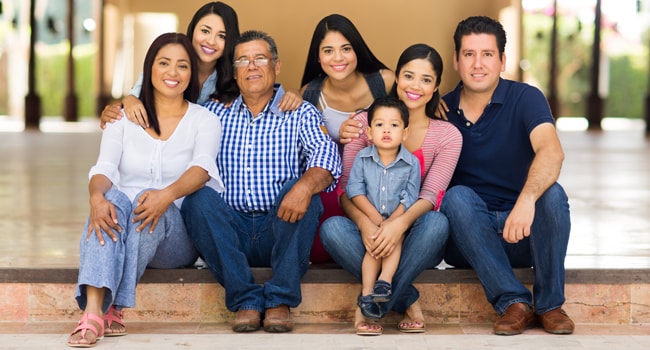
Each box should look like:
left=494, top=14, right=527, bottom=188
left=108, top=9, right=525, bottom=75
left=2, top=333, right=649, bottom=350
left=1, top=323, right=649, bottom=349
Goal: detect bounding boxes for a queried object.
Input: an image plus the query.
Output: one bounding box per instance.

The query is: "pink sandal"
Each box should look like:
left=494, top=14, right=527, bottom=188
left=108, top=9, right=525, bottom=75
left=67, top=313, right=104, bottom=348
left=103, top=305, right=128, bottom=337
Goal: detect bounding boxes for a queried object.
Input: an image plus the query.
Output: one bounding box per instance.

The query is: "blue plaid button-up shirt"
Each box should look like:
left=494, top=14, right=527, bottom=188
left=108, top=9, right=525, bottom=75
left=204, top=84, right=341, bottom=213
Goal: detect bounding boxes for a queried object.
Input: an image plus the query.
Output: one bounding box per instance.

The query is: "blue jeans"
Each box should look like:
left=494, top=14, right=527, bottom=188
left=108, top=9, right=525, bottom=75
left=76, top=188, right=198, bottom=312
left=441, top=184, right=571, bottom=315
left=320, top=210, right=449, bottom=317
left=181, top=180, right=322, bottom=313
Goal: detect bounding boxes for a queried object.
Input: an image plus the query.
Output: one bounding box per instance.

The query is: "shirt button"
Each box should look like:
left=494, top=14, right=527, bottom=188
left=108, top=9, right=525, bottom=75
left=246, top=189, right=251, bottom=194
left=246, top=167, right=250, bottom=172
left=381, top=205, right=386, bottom=210
left=381, top=186, right=385, bottom=191
left=466, top=121, right=471, bottom=127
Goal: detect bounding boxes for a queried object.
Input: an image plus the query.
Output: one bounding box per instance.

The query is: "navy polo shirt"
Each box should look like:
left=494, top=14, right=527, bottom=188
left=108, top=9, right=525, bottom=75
left=442, top=78, right=555, bottom=211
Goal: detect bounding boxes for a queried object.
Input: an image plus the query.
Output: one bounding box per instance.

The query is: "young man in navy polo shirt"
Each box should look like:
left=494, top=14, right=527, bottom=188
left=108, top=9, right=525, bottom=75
left=441, top=16, right=575, bottom=336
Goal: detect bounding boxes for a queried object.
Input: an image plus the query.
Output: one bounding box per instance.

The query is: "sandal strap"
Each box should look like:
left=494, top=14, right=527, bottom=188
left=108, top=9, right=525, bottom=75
left=103, top=305, right=125, bottom=328
left=71, top=313, right=104, bottom=338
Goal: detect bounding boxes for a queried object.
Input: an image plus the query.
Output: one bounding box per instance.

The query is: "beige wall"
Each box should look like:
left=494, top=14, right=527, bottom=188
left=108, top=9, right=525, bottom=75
left=105, top=0, right=519, bottom=96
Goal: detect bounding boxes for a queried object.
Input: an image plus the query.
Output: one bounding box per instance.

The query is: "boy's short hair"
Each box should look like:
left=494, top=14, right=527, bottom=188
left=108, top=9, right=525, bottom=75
left=366, top=96, right=410, bottom=127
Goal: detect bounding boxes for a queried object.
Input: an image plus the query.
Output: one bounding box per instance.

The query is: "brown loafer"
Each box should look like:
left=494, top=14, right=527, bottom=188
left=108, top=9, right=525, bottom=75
left=232, top=309, right=261, bottom=332
left=493, top=302, right=535, bottom=335
left=538, top=308, right=575, bottom=334
left=263, top=305, right=294, bottom=333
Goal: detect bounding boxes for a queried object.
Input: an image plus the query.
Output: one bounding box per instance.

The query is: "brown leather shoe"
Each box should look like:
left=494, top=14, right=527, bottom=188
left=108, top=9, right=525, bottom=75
left=493, top=302, right=535, bottom=335
left=538, top=308, right=575, bottom=334
left=232, top=309, right=261, bottom=332
left=263, top=305, right=294, bottom=333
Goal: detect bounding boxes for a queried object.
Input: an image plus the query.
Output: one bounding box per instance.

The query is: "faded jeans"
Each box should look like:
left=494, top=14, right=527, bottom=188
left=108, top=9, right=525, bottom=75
left=75, top=188, right=198, bottom=312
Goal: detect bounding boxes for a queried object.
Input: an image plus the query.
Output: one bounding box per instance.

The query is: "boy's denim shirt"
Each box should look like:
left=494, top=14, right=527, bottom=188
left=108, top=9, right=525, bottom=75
left=346, top=144, right=421, bottom=218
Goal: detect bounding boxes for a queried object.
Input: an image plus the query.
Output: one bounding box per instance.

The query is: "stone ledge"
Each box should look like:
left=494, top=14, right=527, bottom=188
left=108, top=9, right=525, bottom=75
left=2, top=267, right=649, bottom=285
left=2, top=269, right=649, bottom=325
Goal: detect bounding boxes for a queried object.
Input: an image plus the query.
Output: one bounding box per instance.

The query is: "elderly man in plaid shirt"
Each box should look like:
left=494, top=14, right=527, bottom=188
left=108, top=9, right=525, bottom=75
left=181, top=30, right=341, bottom=334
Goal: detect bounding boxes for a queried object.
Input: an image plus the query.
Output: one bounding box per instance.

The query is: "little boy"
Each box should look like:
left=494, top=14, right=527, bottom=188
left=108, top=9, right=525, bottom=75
left=346, top=96, right=421, bottom=319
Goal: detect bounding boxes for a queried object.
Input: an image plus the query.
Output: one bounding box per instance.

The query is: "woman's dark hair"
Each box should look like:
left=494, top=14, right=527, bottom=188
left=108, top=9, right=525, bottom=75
left=140, top=32, right=199, bottom=135
left=186, top=1, right=240, bottom=103
left=367, top=96, right=410, bottom=127
left=300, top=14, right=388, bottom=87
left=389, top=44, right=444, bottom=120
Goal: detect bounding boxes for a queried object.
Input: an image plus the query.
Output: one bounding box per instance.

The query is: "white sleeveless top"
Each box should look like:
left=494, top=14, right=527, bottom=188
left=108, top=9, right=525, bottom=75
left=319, top=91, right=369, bottom=145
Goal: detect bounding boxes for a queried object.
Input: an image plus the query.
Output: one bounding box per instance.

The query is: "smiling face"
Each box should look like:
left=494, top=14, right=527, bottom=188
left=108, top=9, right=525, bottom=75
left=151, top=43, right=191, bottom=99
left=191, top=13, right=226, bottom=65
left=233, top=39, right=279, bottom=99
left=367, top=106, right=408, bottom=152
left=453, top=33, right=505, bottom=95
left=318, top=31, right=357, bottom=80
left=395, top=58, right=438, bottom=113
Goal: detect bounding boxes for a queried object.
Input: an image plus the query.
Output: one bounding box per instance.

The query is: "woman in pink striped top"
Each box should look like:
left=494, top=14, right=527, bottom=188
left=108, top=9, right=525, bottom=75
left=320, top=44, right=462, bottom=336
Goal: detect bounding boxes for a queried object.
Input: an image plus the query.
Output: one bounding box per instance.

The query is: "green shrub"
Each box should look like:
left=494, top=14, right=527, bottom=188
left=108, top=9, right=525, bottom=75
left=35, top=42, right=96, bottom=118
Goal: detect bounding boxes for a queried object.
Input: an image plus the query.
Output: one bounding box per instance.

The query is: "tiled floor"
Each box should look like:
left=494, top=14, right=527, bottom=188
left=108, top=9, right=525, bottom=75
left=0, top=322, right=649, bottom=349
left=1, top=117, right=649, bottom=269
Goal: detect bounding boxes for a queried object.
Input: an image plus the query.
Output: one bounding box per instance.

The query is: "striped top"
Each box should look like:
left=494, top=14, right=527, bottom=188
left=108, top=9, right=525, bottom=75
left=338, top=111, right=462, bottom=210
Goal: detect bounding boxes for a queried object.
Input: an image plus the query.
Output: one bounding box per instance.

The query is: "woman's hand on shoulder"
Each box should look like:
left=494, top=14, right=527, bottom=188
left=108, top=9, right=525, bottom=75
left=99, top=103, right=123, bottom=129
left=435, top=99, right=450, bottom=120
left=339, top=113, right=364, bottom=145
left=208, top=97, right=236, bottom=108
left=122, top=95, right=149, bottom=128
left=278, top=89, right=303, bottom=112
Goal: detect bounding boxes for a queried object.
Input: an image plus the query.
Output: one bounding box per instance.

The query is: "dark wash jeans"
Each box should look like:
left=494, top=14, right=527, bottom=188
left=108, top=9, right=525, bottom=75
left=181, top=179, right=322, bottom=313
left=442, top=183, right=571, bottom=315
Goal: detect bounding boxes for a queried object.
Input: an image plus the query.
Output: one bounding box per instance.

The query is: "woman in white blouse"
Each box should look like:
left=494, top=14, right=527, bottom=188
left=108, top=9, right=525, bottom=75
left=67, top=32, right=223, bottom=348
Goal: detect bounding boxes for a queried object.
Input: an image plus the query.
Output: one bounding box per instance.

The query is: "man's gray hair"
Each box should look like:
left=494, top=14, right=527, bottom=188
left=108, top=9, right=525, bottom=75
left=237, top=30, right=279, bottom=61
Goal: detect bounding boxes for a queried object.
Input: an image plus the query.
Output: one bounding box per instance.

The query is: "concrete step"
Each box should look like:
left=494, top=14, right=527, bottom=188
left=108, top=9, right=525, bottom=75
left=2, top=267, right=649, bottom=326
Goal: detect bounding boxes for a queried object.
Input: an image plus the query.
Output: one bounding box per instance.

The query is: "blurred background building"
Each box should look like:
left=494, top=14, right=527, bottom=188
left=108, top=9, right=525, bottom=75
left=1, top=0, right=649, bottom=133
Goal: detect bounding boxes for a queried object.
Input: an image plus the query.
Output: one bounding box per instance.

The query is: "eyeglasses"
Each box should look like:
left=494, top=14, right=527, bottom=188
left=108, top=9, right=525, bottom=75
left=233, top=57, right=272, bottom=68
